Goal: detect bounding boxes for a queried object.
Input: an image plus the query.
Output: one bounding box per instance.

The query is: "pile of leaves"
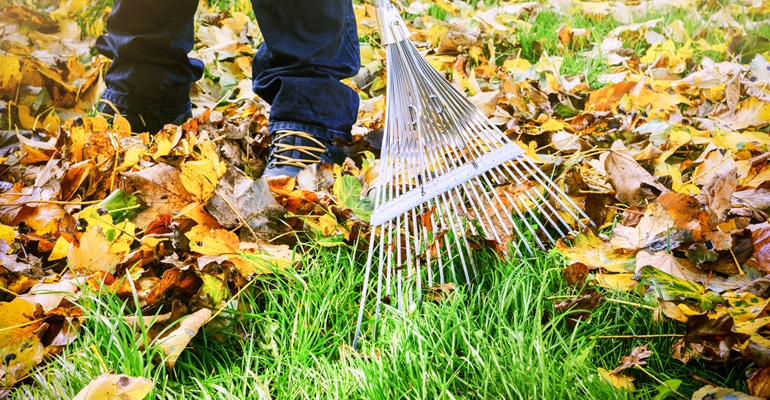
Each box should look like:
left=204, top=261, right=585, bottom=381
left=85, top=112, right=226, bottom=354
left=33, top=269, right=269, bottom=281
left=1, top=0, right=770, bottom=397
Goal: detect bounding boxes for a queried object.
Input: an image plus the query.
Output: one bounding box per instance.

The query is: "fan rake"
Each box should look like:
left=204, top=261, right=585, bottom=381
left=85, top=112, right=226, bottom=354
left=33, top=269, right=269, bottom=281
left=352, top=0, right=588, bottom=348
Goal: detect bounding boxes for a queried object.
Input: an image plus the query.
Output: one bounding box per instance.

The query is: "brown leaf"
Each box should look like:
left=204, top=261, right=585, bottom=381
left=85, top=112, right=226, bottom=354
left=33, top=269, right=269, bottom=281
left=695, top=169, right=738, bottom=222
left=611, top=344, right=652, bottom=375
left=424, top=282, right=457, bottom=303
left=672, top=313, right=750, bottom=363
left=692, top=385, right=766, bottom=400
left=59, top=160, right=97, bottom=201
left=563, top=262, right=590, bottom=287
left=122, top=163, right=194, bottom=230
left=553, top=291, right=603, bottom=326
left=747, top=367, right=770, bottom=398
left=751, top=224, right=770, bottom=273
left=743, top=341, right=770, bottom=368
left=604, top=141, right=665, bottom=205
left=145, top=268, right=203, bottom=311
left=657, top=192, right=713, bottom=242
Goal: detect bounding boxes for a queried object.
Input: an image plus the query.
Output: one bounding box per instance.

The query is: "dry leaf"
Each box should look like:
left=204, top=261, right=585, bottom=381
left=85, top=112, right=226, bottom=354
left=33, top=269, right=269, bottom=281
left=604, top=141, right=666, bottom=205
left=157, top=308, right=212, bottom=369
left=72, top=374, right=153, bottom=400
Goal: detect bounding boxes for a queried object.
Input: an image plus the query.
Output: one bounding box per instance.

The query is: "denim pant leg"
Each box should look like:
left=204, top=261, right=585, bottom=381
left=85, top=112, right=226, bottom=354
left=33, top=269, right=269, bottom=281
left=251, top=0, right=360, bottom=142
left=95, top=0, right=202, bottom=120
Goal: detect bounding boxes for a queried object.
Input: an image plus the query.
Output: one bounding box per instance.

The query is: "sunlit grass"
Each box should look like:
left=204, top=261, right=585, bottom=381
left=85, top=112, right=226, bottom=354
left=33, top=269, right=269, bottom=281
left=12, top=240, right=747, bottom=399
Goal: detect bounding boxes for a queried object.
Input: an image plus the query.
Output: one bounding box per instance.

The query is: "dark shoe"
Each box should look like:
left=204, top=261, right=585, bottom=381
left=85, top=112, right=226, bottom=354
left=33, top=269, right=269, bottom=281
left=263, top=130, right=345, bottom=178
left=97, top=100, right=192, bottom=134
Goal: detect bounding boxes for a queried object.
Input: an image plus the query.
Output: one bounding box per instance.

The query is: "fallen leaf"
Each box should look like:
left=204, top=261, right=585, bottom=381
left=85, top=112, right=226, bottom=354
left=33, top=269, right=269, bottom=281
left=122, top=163, right=194, bottom=229
left=556, top=229, right=636, bottom=273
left=747, top=367, right=770, bottom=398
left=672, top=313, right=749, bottom=363
left=604, top=141, right=666, bottom=205
left=333, top=175, right=373, bottom=221
left=156, top=308, right=212, bottom=369
left=691, top=385, right=765, bottom=400
left=633, top=265, right=724, bottom=311
left=612, top=344, right=652, bottom=375
left=72, top=373, right=153, bottom=400
left=597, top=367, right=635, bottom=391
left=207, top=167, right=287, bottom=242
left=67, top=226, right=124, bottom=274
left=0, top=298, right=46, bottom=387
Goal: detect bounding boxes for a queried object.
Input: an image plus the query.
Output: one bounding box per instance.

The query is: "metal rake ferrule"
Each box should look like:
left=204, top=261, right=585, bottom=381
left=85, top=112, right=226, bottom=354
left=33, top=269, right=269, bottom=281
left=374, top=0, right=410, bottom=45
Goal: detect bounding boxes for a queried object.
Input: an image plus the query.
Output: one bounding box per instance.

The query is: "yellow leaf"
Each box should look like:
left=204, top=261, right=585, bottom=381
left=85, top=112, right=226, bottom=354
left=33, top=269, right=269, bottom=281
left=78, top=206, right=136, bottom=255
left=711, top=130, right=770, bottom=152
left=659, top=129, right=691, bottom=163
left=180, top=159, right=219, bottom=201
left=502, top=58, right=532, bottom=74
left=152, top=136, right=173, bottom=160
left=306, top=213, right=340, bottom=237
left=17, top=104, right=37, bottom=130
left=541, top=118, right=565, bottom=132
left=523, top=140, right=543, bottom=162
left=598, top=367, right=635, bottom=391
left=555, top=230, right=636, bottom=274
left=42, top=110, right=60, bottom=133
left=67, top=226, right=123, bottom=273
left=90, top=116, right=110, bottom=132
left=0, top=223, right=15, bottom=247
left=157, top=308, right=212, bottom=369
left=594, top=272, right=636, bottom=291
left=72, top=374, right=153, bottom=400
left=117, top=146, right=146, bottom=171
left=655, top=163, right=699, bottom=194
left=48, top=236, right=70, bottom=261
left=0, top=298, right=46, bottom=387
left=113, top=115, right=132, bottom=136
left=185, top=224, right=239, bottom=256
left=428, top=24, right=449, bottom=47
left=0, top=55, right=21, bottom=92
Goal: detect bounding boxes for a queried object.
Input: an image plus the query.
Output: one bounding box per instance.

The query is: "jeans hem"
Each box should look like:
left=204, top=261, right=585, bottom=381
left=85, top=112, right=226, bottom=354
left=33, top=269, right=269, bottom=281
left=100, top=89, right=192, bottom=120
left=269, top=120, right=352, bottom=143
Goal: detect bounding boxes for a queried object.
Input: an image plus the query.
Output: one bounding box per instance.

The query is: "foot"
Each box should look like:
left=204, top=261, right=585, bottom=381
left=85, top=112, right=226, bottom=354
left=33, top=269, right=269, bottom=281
left=97, top=100, right=192, bottom=134
left=263, top=130, right=345, bottom=178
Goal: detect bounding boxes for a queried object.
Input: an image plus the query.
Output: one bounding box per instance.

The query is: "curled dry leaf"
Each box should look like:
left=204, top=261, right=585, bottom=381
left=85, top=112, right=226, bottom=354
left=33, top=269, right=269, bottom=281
left=157, top=308, right=212, bottom=369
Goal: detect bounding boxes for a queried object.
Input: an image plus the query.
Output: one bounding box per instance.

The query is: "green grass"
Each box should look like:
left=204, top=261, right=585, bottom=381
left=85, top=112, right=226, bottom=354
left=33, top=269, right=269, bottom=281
left=10, top=241, right=746, bottom=399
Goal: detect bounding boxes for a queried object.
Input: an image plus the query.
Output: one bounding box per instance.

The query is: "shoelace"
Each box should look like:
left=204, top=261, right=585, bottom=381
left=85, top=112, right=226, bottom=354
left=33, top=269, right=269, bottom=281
left=270, top=130, right=328, bottom=168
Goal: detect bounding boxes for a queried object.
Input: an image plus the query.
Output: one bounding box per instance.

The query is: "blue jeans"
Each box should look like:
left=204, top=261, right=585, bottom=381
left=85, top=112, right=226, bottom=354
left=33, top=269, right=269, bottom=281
left=96, top=0, right=360, bottom=142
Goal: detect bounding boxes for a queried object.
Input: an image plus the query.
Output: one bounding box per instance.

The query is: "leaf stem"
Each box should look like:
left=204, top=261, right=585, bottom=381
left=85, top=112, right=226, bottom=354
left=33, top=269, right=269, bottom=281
left=588, top=334, right=684, bottom=339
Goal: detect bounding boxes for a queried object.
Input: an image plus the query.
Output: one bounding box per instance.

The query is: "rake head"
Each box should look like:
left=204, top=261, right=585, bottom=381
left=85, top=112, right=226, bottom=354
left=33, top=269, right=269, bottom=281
left=352, top=0, right=588, bottom=348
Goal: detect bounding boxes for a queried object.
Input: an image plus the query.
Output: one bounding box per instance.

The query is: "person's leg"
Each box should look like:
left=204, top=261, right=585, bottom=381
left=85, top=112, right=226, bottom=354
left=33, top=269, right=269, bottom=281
left=95, top=0, right=202, bottom=133
left=251, top=0, right=360, bottom=176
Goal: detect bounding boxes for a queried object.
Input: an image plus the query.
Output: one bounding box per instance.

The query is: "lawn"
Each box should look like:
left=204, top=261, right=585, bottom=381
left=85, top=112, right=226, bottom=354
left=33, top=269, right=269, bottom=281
left=1, top=0, right=769, bottom=399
